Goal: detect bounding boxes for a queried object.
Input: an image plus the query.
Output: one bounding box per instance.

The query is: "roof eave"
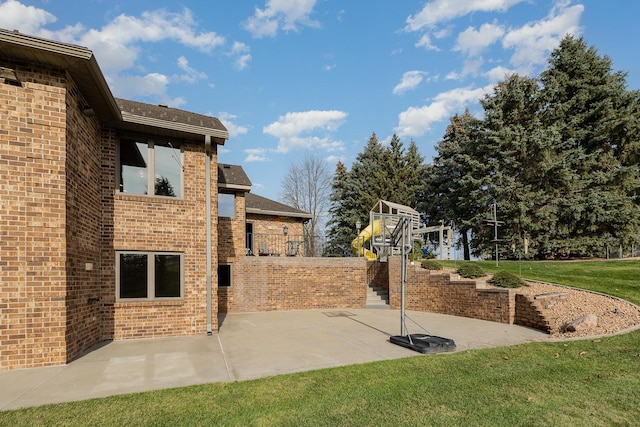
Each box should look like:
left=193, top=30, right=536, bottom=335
left=246, top=208, right=313, bottom=220
left=0, top=29, right=121, bottom=123
left=218, top=183, right=252, bottom=192
left=120, top=111, right=229, bottom=141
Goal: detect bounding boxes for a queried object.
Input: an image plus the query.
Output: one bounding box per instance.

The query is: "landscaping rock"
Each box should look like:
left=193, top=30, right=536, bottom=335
left=566, top=313, right=598, bottom=332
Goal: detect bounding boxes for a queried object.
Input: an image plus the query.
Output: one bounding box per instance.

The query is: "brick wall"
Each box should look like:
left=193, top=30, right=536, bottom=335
left=219, top=257, right=367, bottom=313
left=514, top=294, right=550, bottom=332
left=63, top=78, right=104, bottom=362
left=0, top=63, right=69, bottom=369
left=387, top=257, right=517, bottom=324
left=101, top=139, right=216, bottom=340
left=247, top=214, right=305, bottom=257
left=218, top=192, right=247, bottom=262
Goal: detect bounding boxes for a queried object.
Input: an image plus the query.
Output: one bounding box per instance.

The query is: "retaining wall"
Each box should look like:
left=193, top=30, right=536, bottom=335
left=219, top=257, right=367, bottom=312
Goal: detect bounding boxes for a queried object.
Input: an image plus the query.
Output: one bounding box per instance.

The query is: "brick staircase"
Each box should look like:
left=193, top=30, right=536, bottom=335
left=366, top=283, right=390, bottom=309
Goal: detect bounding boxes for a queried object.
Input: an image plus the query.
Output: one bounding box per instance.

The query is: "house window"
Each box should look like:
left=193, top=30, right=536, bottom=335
left=245, top=222, right=254, bottom=255
left=218, top=193, right=235, bottom=218
left=118, top=138, right=183, bottom=198
left=218, top=264, right=232, bottom=287
left=117, top=252, right=183, bottom=300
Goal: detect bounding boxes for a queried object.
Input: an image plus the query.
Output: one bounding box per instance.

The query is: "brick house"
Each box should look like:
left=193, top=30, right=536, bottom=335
left=0, top=29, right=370, bottom=371
left=0, top=29, right=236, bottom=370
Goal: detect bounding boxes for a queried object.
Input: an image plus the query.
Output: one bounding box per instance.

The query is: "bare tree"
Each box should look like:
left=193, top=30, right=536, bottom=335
left=281, top=153, right=332, bottom=256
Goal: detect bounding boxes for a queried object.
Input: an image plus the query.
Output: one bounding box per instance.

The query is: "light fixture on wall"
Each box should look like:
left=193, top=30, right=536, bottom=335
left=283, top=225, right=288, bottom=236
left=81, top=106, right=95, bottom=117
left=0, top=66, right=21, bottom=86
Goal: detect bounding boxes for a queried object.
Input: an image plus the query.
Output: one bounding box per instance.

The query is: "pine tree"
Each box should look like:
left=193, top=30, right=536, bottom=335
left=539, top=35, right=640, bottom=256
left=326, top=132, right=429, bottom=255
left=325, top=161, right=358, bottom=255
left=420, top=110, right=483, bottom=259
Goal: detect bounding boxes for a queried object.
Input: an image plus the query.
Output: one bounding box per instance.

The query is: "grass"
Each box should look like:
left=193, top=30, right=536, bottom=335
left=442, top=258, right=640, bottom=305
left=2, top=260, right=640, bottom=426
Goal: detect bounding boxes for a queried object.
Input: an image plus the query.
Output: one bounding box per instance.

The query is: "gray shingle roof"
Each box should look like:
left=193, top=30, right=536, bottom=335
left=115, top=98, right=228, bottom=141
left=246, top=193, right=312, bottom=220
left=218, top=164, right=252, bottom=190
left=217, top=163, right=310, bottom=219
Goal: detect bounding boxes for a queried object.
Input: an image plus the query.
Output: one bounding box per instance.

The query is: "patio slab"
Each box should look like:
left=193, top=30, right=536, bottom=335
left=0, top=309, right=548, bottom=410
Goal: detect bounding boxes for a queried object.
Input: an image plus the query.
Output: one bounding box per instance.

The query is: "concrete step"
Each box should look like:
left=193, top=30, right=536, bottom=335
left=366, top=284, right=389, bottom=309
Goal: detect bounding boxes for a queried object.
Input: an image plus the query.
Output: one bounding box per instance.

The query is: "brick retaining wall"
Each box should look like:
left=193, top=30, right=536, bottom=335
left=219, top=257, right=367, bottom=312
left=387, top=257, right=517, bottom=324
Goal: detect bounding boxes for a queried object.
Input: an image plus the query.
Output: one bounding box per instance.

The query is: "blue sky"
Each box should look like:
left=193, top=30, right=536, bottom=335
left=2, top=0, right=639, bottom=203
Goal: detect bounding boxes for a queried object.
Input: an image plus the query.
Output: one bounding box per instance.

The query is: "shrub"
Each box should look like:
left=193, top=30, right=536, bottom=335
left=488, top=271, right=527, bottom=288
left=456, top=263, right=485, bottom=278
left=421, top=260, right=443, bottom=271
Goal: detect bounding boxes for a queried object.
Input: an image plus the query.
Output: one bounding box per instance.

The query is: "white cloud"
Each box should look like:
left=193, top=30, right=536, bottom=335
left=229, top=41, right=252, bottom=70
left=460, top=57, right=485, bottom=77
left=244, top=0, right=320, bottom=38
left=395, top=85, right=492, bottom=137
left=176, top=56, right=207, bottom=83
left=0, top=2, right=227, bottom=103
left=503, top=2, right=584, bottom=71
left=244, top=148, right=269, bottom=162
left=0, top=2, right=224, bottom=74
left=415, top=33, right=438, bottom=50
left=217, top=112, right=249, bottom=138
left=111, top=73, right=170, bottom=99
left=393, top=71, right=428, bottom=94
left=455, top=22, right=505, bottom=57
left=406, top=0, right=526, bottom=31
left=0, top=0, right=56, bottom=34
left=74, top=9, right=225, bottom=74
left=484, top=65, right=517, bottom=83
left=263, top=110, right=347, bottom=153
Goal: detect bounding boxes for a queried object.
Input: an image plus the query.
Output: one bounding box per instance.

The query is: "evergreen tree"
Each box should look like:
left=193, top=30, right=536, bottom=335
left=325, top=161, right=358, bottom=255
left=326, top=132, right=428, bottom=255
left=420, top=110, right=483, bottom=259
left=423, top=36, right=640, bottom=259
left=539, top=35, right=640, bottom=256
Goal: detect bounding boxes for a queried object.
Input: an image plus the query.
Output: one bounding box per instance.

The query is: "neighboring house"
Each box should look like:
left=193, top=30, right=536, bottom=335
left=0, top=29, right=232, bottom=370
left=216, top=163, right=312, bottom=288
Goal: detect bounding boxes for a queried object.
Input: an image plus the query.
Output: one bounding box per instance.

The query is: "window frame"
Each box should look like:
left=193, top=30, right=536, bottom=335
left=218, top=192, right=236, bottom=218
left=116, top=136, right=184, bottom=199
left=116, top=251, right=185, bottom=302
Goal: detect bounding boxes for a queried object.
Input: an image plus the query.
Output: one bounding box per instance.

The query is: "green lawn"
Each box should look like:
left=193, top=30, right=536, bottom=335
left=2, top=260, right=639, bottom=426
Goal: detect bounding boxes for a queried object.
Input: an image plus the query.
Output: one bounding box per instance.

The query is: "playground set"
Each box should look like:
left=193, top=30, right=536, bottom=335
left=351, top=200, right=456, bottom=354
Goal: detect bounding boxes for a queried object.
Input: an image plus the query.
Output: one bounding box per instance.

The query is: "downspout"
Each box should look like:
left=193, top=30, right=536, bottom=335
left=205, top=135, right=213, bottom=335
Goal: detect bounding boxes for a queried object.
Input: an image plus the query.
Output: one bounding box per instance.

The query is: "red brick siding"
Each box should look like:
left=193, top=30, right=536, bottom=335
left=247, top=214, right=305, bottom=257
left=218, top=192, right=246, bottom=261
left=63, top=77, right=104, bottom=362
left=514, top=294, right=551, bottom=333
left=102, top=142, right=216, bottom=340
left=0, top=65, right=69, bottom=369
left=387, top=257, right=516, bottom=324
left=219, top=257, right=366, bottom=313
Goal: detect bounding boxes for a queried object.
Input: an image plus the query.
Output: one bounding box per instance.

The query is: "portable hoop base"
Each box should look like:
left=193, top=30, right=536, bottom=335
left=390, top=334, right=456, bottom=354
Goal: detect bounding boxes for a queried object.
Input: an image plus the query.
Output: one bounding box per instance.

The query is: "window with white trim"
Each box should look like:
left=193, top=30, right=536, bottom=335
left=117, top=251, right=184, bottom=300
left=118, top=138, right=183, bottom=198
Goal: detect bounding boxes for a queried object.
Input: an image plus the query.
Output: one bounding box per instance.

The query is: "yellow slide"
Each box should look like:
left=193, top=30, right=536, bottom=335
left=352, top=220, right=379, bottom=260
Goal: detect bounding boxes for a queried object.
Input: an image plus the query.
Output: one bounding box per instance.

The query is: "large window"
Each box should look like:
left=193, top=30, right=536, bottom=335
left=118, top=138, right=183, bottom=198
left=218, top=193, right=235, bottom=217
left=117, top=252, right=183, bottom=300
